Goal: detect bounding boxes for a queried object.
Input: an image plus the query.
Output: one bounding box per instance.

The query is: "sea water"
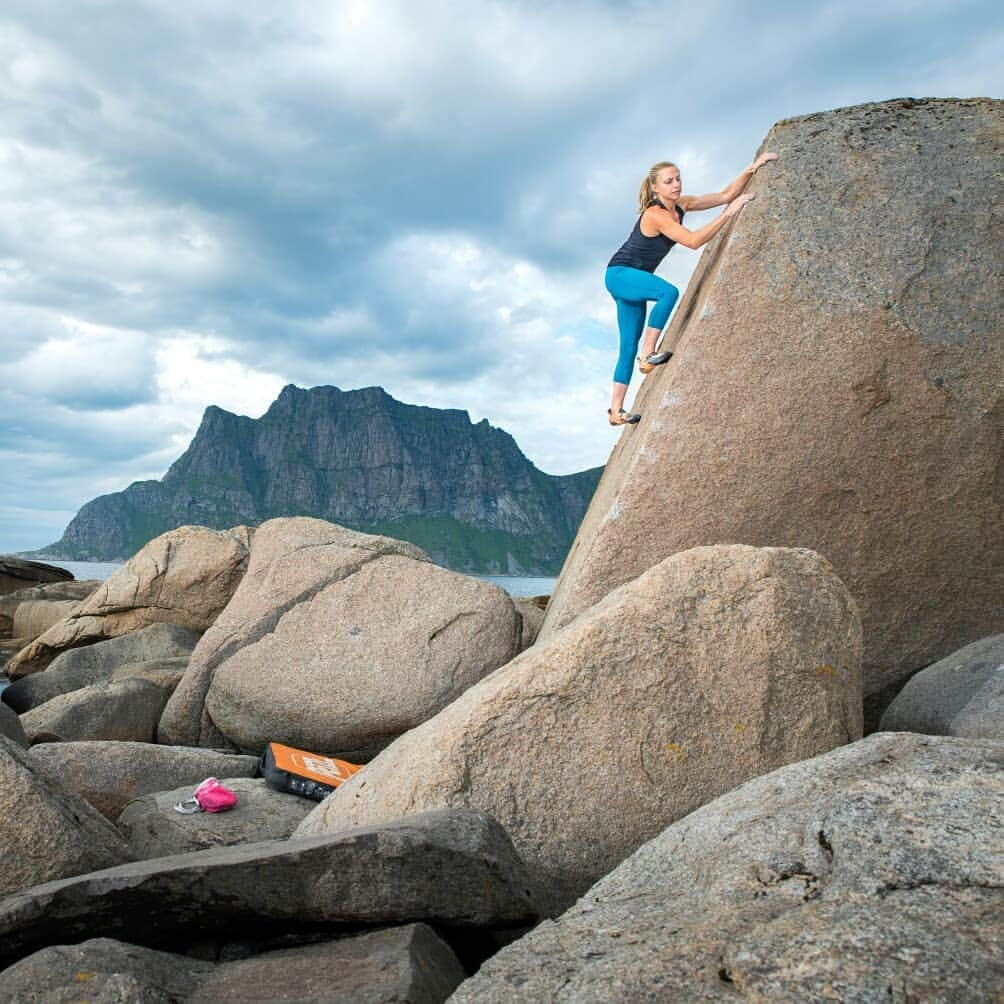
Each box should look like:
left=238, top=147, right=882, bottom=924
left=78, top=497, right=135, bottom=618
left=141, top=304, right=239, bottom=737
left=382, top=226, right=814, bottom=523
left=37, top=562, right=557, bottom=598
left=0, top=562, right=556, bottom=690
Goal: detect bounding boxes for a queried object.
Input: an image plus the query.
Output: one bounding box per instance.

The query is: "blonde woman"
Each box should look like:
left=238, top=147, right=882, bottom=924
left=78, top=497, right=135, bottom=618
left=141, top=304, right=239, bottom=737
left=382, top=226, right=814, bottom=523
left=605, top=153, right=777, bottom=425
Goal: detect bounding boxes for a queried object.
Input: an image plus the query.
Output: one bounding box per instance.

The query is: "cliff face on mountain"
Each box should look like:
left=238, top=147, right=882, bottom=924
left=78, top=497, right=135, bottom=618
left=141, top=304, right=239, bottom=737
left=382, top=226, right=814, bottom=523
left=46, top=385, right=602, bottom=574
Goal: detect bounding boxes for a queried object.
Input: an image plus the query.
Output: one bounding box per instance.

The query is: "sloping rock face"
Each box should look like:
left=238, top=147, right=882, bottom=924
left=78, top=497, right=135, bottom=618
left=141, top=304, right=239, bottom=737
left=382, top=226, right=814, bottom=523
left=5, top=526, right=250, bottom=679
left=296, top=545, right=862, bottom=913
left=450, top=733, right=1004, bottom=1002
left=541, top=99, right=1004, bottom=716
left=3, top=621, right=200, bottom=713
left=0, top=556, right=72, bottom=597
left=45, top=383, right=602, bottom=574
left=160, top=518, right=520, bottom=757
left=0, top=736, right=132, bottom=896
left=881, top=633, right=1004, bottom=739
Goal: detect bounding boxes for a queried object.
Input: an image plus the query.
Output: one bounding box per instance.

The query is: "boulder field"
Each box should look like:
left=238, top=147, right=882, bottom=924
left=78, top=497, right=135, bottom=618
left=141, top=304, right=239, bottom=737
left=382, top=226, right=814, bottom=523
left=540, top=97, right=1004, bottom=726
left=5, top=525, right=251, bottom=679
left=159, top=517, right=521, bottom=758
left=296, top=544, right=862, bottom=913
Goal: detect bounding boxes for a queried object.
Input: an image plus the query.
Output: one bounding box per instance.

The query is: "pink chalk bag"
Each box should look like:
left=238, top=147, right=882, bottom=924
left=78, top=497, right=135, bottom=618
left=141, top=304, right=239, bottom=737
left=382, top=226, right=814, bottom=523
left=173, top=777, right=239, bottom=814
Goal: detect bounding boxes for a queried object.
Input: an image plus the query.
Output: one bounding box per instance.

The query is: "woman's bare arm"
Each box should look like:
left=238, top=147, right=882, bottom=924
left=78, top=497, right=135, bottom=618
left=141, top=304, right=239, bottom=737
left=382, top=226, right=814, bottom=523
left=646, top=192, right=757, bottom=249
left=678, top=152, right=778, bottom=212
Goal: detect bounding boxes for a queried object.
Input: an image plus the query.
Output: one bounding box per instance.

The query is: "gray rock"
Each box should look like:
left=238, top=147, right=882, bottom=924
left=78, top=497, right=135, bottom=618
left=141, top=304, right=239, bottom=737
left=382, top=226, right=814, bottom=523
left=449, top=733, right=1004, bottom=1003
left=0, top=808, right=539, bottom=968
left=117, top=777, right=313, bottom=858
left=3, top=621, right=200, bottom=713
left=194, top=925, right=466, bottom=1004
left=0, top=925, right=466, bottom=1004
left=162, top=517, right=520, bottom=758
left=113, top=656, right=189, bottom=693
left=540, top=99, right=1004, bottom=724
left=20, top=677, right=170, bottom=744
left=297, top=545, right=862, bottom=915
left=881, top=633, right=1004, bottom=739
left=0, top=703, right=26, bottom=748
left=0, top=735, right=132, bottom=897
left=513, top=597, right=545, bottom=651
left=6, top=525, right=250, bottom=679
left=29, top=741, right=260, bottom=819
left=0, top=556, right=72, bottom=597
left=0, top=937, right=213, bottom=1002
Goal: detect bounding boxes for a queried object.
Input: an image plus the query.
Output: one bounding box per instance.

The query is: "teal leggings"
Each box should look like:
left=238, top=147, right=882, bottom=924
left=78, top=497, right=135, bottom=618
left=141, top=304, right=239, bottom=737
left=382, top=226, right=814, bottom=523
left=605, top=266, right=680, bottom=384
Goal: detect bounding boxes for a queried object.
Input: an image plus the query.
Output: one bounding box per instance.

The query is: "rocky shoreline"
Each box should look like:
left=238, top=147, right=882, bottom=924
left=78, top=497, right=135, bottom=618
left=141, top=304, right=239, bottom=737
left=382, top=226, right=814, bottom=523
left=0, top=97, right=1001, bottom=1001
left=0, top=513, right=999, bottom=1000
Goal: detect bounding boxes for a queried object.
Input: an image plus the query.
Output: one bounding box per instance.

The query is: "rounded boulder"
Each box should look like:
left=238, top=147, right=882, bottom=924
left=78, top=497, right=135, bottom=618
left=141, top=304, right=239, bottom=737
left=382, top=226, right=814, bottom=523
left=161, top=517, right=520, bottom=758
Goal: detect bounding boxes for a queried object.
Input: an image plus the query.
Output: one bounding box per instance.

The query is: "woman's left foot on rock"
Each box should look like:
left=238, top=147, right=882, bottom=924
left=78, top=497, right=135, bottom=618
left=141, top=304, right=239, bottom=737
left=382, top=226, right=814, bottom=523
left=639, top=351, right=672, bottom=374
left=608, top=408, right=641, bottom=426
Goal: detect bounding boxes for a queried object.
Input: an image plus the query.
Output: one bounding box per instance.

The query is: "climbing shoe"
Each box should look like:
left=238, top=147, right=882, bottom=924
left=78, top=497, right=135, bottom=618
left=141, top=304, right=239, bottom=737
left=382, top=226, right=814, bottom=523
left=638, top=351, right=673, bottom=374
left=608, top=408, right=641, bottom=426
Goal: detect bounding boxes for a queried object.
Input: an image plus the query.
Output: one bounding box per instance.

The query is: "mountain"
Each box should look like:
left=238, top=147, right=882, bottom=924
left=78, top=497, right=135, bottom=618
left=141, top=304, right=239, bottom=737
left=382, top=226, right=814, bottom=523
left=44, top=384, right=603, bottom=574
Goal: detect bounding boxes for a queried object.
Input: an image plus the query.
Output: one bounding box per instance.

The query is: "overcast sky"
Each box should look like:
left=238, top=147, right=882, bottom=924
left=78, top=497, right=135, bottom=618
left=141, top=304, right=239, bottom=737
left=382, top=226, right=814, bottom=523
left=2, top=0, right=1001, bottom=553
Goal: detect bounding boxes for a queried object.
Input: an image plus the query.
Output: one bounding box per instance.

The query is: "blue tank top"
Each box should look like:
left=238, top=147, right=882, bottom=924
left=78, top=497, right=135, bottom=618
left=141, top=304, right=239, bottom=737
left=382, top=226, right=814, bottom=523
left=607, top=202, right=685, bottom=273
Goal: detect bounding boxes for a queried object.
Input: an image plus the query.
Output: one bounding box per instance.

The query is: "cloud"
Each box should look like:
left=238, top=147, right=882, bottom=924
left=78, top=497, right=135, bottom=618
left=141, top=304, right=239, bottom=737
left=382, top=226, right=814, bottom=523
left=0, top=318, right=157, bottom=409
left=0, top=0, right=1001, bottom=551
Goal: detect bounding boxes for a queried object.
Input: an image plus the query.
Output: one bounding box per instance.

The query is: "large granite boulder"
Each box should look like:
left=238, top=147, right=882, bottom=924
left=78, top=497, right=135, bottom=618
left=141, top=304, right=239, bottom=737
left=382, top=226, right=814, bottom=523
left=541, top=99, right=1004, bottom=724
left=450, top=733, right=1003, bottom=1002
left=0, top=809, right=539, bottom=968
left=881, top=633, right=1004, bottom=739
left=0, top=556, right=72, bottom=597
left=20, top=677, right=172, bottom=744
left=296, top=545, right=862, bottom=914
left=0, top=579, right=98, bottom=638
left=117, top=777, right=313, bottom=858
left=29, top=741, right=260, bottom=819
left=160, top=517, right=521, bottom=758
left=3, top=621, right=200, bottom=713
left=0, top=736, right=132, bottom=896
left=0, top=926, right=466, bottom=1004
left=5, top=525, right=250, bottom=679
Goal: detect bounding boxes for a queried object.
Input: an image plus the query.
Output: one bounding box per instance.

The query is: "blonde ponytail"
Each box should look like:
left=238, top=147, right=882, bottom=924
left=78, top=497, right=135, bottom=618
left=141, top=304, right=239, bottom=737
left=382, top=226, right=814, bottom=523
left=638, top=161, right=678, bottom=214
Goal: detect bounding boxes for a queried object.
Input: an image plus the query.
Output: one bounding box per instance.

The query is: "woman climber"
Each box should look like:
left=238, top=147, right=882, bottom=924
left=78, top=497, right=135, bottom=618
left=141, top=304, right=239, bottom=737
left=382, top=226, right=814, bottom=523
left=604, top=152, right=778, bottom=426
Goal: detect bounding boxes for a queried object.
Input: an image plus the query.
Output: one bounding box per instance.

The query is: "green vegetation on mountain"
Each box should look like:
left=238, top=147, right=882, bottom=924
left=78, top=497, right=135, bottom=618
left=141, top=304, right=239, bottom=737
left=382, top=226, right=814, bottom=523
left=45, top=385, right=603, bottom=574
